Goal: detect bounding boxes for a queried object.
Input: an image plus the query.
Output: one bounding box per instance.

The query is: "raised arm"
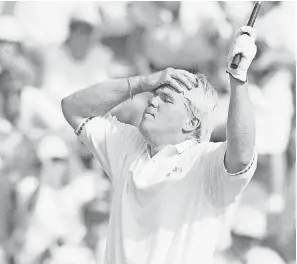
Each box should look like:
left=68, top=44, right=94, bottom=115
left=225, top=26, right=257, bottom=173
left=61, top=77, right=141, bottom=130
left=61, top=69, right=196, bottom=130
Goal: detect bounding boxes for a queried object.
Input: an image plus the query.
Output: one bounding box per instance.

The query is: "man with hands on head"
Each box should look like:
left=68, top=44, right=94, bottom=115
left=61, top=26, right=258, bottom=264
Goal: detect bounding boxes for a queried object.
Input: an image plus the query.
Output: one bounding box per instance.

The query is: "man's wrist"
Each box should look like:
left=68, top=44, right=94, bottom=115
left=229, top=74, right=248, bottom=89
left=128, top=76, right=143, bottom=98
left=227, top=70, right=247, bottom=84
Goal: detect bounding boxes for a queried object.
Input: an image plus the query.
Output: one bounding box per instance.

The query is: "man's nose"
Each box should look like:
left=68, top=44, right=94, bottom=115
left=148, top=96, right=159, bottom=108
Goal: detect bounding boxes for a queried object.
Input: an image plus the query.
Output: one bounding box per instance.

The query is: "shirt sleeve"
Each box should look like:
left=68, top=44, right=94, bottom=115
left=204, top=141, right=258, bottom=208
left=74, top=112, right=139, bottom=183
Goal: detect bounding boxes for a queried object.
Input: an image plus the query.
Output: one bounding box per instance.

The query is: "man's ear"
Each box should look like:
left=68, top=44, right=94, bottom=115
left=183, top=117, right=201, bottom=133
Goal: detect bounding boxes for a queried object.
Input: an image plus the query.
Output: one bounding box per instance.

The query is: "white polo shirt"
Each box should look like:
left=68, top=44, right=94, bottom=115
left=75, top=113, right=257, bottom=264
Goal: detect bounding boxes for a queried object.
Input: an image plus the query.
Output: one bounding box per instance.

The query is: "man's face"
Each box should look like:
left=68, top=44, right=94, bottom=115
left=50, top=157, right=70, bottom=186
left=139, top=85, right=192, bottom=145
left=0, top=73, right=23, bottom=124
left=69, top=21, right=94, bottom=56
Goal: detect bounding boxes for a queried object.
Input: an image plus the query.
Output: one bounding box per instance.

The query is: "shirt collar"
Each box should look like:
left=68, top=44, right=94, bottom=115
left=174, top=138, right=197, bottom=154
left=146, top=138, right=197, bottom=158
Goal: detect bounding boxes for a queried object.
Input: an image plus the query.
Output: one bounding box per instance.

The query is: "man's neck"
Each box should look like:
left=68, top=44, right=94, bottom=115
left=147, top=135, right=190, bottom=158
left=148, top=144, right=166, bottom=158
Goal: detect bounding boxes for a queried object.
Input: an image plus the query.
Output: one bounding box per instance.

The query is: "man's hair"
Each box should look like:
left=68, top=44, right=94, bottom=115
left=186, top=72, right=218, bottom=142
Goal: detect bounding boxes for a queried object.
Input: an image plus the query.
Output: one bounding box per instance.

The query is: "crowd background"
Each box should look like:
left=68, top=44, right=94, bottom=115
left=0, top=1, right=295, bottom=264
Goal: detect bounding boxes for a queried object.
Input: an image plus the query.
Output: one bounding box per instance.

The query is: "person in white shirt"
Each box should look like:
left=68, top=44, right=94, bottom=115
left=61, top=26, right=258, bottom=264
left=18, top=136, right=100, bottom=264
left=41, top=5, right=113, bottom=105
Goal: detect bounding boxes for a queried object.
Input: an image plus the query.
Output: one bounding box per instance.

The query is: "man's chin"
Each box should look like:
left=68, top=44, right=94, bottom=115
left=139, top=115, right=153, bottom=134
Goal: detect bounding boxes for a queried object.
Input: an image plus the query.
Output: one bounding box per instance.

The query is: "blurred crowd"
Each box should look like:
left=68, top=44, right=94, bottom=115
left=0, top=1, right=295, bottom=264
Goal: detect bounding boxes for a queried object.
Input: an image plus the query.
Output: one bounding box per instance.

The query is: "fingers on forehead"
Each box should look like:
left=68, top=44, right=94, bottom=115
left=178, top=70, right=197, bottom=82
left=155, top=84, right=179, bottom=95
left=166, top=85, right=182, bottom=95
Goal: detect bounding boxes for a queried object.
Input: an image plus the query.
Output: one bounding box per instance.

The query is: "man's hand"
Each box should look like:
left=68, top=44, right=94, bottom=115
left=139, top=68, right=198, bottom=94
left=226, top=26, right=257, bottom=82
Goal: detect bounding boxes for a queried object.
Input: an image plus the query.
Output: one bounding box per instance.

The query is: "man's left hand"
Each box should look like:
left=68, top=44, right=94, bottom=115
left=226, top=26, right=257, bottom=82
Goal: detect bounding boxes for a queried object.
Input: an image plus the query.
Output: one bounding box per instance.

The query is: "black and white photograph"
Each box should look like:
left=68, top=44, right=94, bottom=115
left=0, top=1, right=295, bottom=264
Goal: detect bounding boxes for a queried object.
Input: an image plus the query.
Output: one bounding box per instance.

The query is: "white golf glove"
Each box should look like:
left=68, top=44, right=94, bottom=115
left=226, top=26, right=257, bottom=82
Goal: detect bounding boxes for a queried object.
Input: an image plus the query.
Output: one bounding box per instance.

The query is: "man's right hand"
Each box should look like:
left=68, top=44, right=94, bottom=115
left=139, top=68, right=198, bottom=94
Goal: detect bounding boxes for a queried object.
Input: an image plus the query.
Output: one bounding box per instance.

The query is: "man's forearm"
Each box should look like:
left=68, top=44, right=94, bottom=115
left=61, top=76, right=142, bottom=124
left=225, top=76, right=255, bottom=173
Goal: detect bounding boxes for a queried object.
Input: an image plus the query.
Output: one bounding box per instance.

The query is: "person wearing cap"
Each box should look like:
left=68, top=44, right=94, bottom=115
left=62, top=25, right=258, bottom=264
left=0, top=15, right=64, bottom=136
left=18, top=135, right=96, bottom=264
left=41, top=4, right=114, bottom=105
left=0, top=15, right=35, bottom=85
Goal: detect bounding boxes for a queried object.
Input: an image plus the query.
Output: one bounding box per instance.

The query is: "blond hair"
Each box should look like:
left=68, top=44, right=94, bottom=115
left=185, top=73, right=218, bottom=142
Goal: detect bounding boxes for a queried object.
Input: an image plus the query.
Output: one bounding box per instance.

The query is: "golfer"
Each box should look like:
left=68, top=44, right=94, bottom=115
left=61, top=26, right=258, bottom=264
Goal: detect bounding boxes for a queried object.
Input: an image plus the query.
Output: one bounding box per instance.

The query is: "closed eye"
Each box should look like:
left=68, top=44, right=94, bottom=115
left=154, top=90, right=174, bottom=103
left=160, top=94, right=173, bottom=103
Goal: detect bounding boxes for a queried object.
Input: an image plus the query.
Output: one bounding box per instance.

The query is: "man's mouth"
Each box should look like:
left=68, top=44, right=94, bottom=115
left=144, top=108, right=155, bottom=117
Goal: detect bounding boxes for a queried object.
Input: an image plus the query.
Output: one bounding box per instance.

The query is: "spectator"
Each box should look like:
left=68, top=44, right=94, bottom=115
left=0, top=69, right=23, bottom=126
left=17, top=135, right=72, bottom=264
left=0, top=67, right=65, bottom=144
left=0, top=15, right=35, bottom=86
left=18, top=135, right=102, bottom=264
left=0, top=15, right=65, bottom=138
left=0, top=67, right=40, bottom=263
left=41, top=4, right=114, bottom=104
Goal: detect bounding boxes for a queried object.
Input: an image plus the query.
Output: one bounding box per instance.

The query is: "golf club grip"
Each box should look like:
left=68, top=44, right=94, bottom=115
left=230, top=2, right=261, bottom=69
left=231, top=53, right=243, bottom=69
